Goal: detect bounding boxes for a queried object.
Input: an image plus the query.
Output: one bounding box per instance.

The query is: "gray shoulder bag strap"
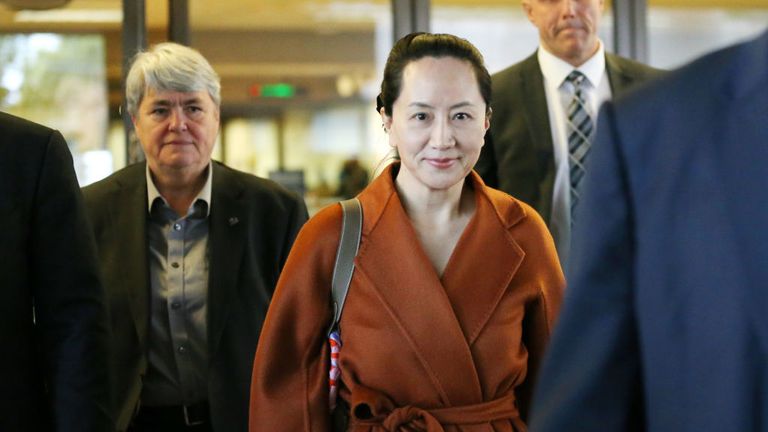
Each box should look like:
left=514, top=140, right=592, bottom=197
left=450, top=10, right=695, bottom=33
left=328, top=197, right=362, bottom=336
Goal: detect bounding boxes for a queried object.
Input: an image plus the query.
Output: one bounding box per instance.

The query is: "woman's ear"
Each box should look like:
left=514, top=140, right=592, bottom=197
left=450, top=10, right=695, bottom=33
left=379, top=107, right=392, bottom=133
left=484, top=107, right=492, bottom=132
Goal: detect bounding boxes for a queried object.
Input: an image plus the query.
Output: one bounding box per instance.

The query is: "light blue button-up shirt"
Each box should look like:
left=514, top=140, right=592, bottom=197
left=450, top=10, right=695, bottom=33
left=142, top=164, right=212, bottom=406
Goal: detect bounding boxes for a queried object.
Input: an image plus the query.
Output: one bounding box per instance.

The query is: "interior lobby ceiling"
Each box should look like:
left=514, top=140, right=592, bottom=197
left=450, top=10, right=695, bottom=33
left=1, top=0, right=766, bottom=117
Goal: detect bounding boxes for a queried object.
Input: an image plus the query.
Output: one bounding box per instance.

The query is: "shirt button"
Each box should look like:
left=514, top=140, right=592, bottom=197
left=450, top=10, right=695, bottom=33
left=171, top=301, right=181, bottom=310
left=173, top=223, right=182, bottom=231
left=171, top=262, right=180, bottom=269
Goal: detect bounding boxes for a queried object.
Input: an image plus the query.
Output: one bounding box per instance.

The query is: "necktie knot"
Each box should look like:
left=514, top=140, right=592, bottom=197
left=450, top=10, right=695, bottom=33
left=565, top=70, right=587, bottom=89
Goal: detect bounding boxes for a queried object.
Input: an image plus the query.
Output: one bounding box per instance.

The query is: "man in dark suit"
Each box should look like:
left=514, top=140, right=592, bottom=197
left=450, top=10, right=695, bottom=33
left=83, top=43, right=308, bottom=432
left=530, top=31, right=768, bottom=431
left=475, top=0, right=658, bottom=265
left=0, top=111, right=112, bottom=431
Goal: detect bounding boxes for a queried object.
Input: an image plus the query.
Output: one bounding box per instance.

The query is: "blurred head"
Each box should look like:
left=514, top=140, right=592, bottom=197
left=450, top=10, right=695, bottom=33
left=126, top=43, right=221, bottom=178
left=522, top=0, right=604, bottom=67
left=378, top=33, right=491, bottom=194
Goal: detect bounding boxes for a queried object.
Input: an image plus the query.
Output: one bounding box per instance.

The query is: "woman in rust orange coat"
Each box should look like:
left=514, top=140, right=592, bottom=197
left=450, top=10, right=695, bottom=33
left=249, top=33, right=564, bottom=432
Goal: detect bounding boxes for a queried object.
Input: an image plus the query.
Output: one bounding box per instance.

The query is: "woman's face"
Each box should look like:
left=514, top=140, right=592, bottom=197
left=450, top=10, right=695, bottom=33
left=382, top=56, right=489, bottom=195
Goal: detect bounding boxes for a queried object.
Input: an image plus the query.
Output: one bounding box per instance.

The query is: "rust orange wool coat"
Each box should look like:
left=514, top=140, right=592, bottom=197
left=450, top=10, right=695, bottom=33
left=249, top=163, right=564, bottom=432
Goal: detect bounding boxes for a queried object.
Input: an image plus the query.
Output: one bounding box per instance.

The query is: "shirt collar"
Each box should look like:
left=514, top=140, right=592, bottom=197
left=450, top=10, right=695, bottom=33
left=538, top=40, right=606, bottom=90
left=146, top=163, right=213, bottom=218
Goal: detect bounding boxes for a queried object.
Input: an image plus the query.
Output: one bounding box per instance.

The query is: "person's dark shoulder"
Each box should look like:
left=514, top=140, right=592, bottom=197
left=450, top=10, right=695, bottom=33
left=0, top=112, right=66, bottom=169
left=80, top=162, right=145, bottom=229
left=491, top=52, right=538, bottom=94
left=607, top=53, right=664, bottom=81
left=82, top=162, right=144, bottom=201
left=0, top=111, right=57, bottom=145
left=212, top=161, right=305, bottom=212
left=0, top=113, right=74, bottom=203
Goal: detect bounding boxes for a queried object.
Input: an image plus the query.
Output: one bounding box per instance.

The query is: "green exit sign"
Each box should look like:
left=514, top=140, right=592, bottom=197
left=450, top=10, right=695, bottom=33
left=250, top=83, right=296, bottom=98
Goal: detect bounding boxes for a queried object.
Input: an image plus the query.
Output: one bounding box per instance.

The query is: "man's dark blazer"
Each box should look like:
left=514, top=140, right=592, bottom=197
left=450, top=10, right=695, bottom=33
left=0, top=111, right=112, bottom=431
left=82, top=161, right=308, bottom=431
left=530, top=31, right=768, bottom=432
left=475, top=51, right=660, bottom=225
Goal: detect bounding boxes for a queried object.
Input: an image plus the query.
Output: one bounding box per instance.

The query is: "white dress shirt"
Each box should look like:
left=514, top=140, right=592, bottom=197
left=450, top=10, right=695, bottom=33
left=538, top=42, right=612, bottom=268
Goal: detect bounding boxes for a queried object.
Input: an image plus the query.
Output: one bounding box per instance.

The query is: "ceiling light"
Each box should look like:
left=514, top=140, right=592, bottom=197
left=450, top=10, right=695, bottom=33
left=14, top=9, right=122, bottom=23
left=1, top=0, right=70, bottom=10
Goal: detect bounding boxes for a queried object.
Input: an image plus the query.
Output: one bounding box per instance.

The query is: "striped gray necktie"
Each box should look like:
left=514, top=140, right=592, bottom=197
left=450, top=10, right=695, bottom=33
left=565, top=70, right=593, bottom=219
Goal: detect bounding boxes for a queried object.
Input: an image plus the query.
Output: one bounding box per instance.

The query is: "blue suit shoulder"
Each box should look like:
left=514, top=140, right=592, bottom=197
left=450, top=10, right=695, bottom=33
left=614, top=31, right=768, bottom=112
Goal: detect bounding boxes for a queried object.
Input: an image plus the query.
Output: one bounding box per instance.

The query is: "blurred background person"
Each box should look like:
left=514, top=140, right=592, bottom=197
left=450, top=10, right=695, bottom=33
left=82, top=43, right=307, bottom=432
left=250, top=32, right=564, bottom=431
left=336, top=158, right=370, bottom=199
left=530, top=31, right=768, bottom=432
left=475, top=0, right=660, bottom=267
left=0, top=111, right=112, bottom=431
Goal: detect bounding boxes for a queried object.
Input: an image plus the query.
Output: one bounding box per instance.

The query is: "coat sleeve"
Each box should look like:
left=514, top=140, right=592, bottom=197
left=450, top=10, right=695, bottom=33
left=249, top=204, right=343, bottom=431
left=529, top=102, right=644, bottom=432
left=513, top=205, right=565, bottom=422
left=31, top=131, right=113, bottom=432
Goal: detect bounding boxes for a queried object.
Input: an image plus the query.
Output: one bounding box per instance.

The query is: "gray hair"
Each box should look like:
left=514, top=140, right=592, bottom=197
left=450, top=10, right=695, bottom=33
left=125, top=42, right=221, bottom=117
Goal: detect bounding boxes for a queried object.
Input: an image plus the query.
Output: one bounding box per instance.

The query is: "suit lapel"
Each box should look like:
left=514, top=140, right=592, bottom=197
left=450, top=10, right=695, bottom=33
left=207, top=163, right=247, bottom=357
left=111, top=164, right=151, bottom=348
left=442, top=173, right=526, bottom=347
left=520, top=54, right=556, bottom=222
left=520, top=54, right=554, bottom=160
left=606, top=54, right=636, bottom=96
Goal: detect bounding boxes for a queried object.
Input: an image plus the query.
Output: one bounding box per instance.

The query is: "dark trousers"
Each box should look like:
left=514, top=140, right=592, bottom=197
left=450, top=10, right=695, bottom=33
left=128, top=401, right=212, bottom=432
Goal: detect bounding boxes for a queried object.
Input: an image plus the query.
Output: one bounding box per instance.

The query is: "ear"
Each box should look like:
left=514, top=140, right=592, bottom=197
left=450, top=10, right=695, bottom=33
left=484, top=108, right=492, bottom=132
left=521, top=0, right=534, bottom=23
left=130, top=114, right=139, bottom=130
left=379, top=107, right=392, bottom=132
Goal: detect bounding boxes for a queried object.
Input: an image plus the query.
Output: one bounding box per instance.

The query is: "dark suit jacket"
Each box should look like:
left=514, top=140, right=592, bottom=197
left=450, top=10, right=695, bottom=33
left=83, top=161, right=308, bottom=431
left=530, top=31, right=768, bottom=432
left=475, top=51, right=660, bottom=225
left=0, top=111, right=112, bottom=431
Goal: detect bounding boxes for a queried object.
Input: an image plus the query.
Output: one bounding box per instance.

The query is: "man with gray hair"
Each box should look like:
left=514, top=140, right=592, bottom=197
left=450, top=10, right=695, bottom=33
left=83, top=42, right=308, bottom=431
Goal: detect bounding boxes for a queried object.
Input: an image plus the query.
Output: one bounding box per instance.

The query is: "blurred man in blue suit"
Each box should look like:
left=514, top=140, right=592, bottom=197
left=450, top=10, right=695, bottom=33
left=530, top=30, right=768, bottom=432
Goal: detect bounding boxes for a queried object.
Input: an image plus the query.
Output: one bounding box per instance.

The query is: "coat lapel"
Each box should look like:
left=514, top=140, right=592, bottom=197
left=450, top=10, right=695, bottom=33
left=519, top=54, right=556, bottom=222
left=207, top=163, right=247, bottom=358
left=441, top=173, right=526, bottom=347
left=606, top=53, right=637, bottom=96
left=110, top=164, right=150, bottom=348
left=353, top=166, right=525, bottom=407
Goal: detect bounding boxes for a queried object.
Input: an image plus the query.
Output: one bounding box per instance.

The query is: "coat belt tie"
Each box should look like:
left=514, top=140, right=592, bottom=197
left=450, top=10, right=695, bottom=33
left=365, top=393, right=518, bottom=431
